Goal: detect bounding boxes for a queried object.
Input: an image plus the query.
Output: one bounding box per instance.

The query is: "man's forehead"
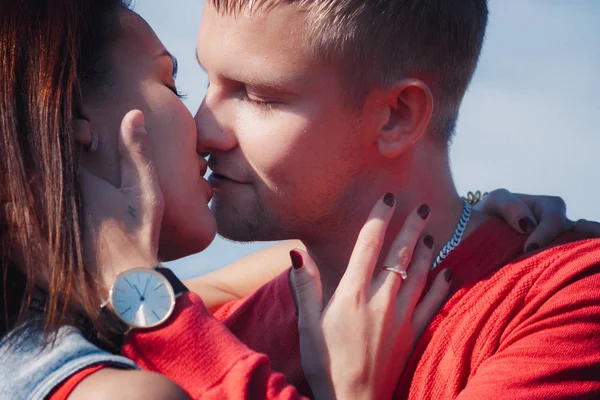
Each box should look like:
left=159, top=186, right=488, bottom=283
left=197, top=3, right=310, bottom=72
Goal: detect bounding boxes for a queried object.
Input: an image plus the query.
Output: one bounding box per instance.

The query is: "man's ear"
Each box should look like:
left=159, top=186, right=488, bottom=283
left=376, top=79, right=433, bottom=159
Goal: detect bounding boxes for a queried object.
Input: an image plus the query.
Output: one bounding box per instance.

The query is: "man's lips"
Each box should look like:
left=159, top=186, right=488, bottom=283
left=208, top=172, right=248, bottom=185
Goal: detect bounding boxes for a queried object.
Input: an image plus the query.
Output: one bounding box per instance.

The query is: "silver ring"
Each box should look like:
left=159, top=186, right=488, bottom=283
left=382, top=266, right=408, bottom=280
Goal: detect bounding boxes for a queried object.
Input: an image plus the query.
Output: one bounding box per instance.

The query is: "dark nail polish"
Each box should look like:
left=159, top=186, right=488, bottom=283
left=519, top=217, right=536, bottom=233
left=526, top=243, right=540, bottom=253
left=444, top=269, right=453, bottom=282
left=290, top=250, right=303, bottom=269
left=424, top=235, right=434, bottom=249
left=383, top=193, right=396, bottom=208
left=417, top=204, right=430, bottom=220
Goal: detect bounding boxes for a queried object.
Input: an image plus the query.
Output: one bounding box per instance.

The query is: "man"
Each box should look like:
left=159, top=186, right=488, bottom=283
left=194, top=0, right=600, bottom=398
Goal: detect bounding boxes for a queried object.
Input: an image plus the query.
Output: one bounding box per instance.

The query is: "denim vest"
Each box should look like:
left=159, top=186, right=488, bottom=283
left=0, top=324, right=137, bottom=400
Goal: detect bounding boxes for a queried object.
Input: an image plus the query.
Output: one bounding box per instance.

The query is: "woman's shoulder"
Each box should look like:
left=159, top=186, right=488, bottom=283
left=0, top=324, right=136, bottom=399
left=67, top=368, right=190, bottom=400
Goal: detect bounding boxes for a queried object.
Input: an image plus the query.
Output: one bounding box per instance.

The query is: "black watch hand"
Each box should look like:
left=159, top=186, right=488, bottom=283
left=142, top=276, right=150, bottom=297
left=125, top=277, right=145, bottom=300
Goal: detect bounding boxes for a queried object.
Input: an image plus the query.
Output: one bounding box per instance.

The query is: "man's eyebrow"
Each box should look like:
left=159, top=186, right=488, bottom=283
left=193, top=48, right=297, bottom=96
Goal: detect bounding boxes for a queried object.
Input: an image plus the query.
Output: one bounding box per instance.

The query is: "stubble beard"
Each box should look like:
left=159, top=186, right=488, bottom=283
left=210, top=193, right=294, bottom=243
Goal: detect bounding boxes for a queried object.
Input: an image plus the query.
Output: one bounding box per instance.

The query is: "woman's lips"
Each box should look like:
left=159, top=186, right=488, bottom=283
left=200, top=160, right=209, bottom=177
left=199, top=162, right=214, bottom=201
left=206, top=180, right=214, bottom=201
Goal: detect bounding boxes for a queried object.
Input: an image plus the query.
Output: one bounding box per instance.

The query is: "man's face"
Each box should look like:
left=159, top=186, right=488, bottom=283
left=195, top=3, right=381, bottom=242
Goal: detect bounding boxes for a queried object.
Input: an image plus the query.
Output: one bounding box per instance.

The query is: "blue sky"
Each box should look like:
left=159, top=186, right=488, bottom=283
left=134, top=0, right=600, bottom=279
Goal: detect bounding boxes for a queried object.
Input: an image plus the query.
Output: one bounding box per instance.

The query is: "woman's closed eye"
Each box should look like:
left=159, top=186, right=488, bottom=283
left=167, top=54, right=187, bottom=99
left=168, top=85, right=187, bottom=99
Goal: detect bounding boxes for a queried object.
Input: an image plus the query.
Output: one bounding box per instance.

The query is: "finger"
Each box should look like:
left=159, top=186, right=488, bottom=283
left=521, top=197, right=567, bottom=253
left=393, top=235, right=435, bottom=315
left=290, top=249, right=324, bottom=336
left=572, top=219, right=600, bottom=238
left=411, top=268, right=452, bottom=337
left=523, top=212, right=565, bottom=253
left=338, top=193, right=396, bottom=294
left=475, top=189, right=537, bottom=234
left=373, top=204, right=431, bottom=296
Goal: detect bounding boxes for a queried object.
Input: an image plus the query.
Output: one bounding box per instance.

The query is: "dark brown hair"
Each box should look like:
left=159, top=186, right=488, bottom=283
left=209, top=0, right=488, bottom=141
left=0, top=0, right=129, bottom=345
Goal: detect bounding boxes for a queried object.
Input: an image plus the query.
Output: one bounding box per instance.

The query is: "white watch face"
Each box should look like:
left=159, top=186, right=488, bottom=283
left=109, top=268, right=176, bottom=329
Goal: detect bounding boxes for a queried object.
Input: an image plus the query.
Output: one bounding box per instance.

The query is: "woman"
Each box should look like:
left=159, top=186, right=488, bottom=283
left=0, top=0, right=593, bottom=398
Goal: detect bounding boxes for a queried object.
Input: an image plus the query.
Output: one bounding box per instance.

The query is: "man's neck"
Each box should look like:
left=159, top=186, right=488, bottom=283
left=302, top=158, right=488, bottom=303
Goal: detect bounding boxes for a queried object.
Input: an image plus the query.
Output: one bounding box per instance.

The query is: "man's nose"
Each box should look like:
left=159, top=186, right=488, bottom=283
left=195, top=97, right=237, bottom=155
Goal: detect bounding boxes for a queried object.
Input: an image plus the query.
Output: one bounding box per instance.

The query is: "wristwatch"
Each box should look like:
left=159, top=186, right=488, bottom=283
left=101, top=265, right=188, bottom=330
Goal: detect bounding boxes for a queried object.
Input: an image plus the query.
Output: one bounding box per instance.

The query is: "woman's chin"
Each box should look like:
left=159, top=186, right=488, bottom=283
left=158, top=217, right=217, bottom=262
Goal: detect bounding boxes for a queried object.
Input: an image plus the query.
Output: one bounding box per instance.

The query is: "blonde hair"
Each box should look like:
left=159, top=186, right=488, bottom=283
left=208, top=0, right=488, bottom=141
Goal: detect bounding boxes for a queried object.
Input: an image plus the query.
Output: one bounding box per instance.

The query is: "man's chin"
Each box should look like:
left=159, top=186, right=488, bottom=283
left=212, top=210, right=280, bottom=243
left=210, top=194, right=295, bottom=242
left=215, top=220, right=271, bottom=243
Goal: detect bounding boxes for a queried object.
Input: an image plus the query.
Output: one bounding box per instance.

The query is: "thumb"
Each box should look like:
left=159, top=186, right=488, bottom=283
left=118, top=110, right=163, bottom=219
left=290, top=249, right=323, bottom=331
left=118, top=110, right=156, bottom=193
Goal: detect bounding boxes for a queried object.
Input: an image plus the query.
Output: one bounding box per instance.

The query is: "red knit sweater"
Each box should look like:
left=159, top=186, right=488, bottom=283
left=122, top=289, right=308, bottom=399
left=124, top=218, right=600, bottom=399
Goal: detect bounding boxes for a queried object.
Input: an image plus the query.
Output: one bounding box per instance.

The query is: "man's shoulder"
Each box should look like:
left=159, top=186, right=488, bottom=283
left=517, top=236, right=600, bottom=275
left=69, top=369, right=189, bottom=400
left=448, top=218, right=599, bottom=292
left=402, top=238, right=600, bottom=399
left=452, top=236, right=600, bottom=316
left=443, top=235, right=600, bottom=327
left=473, top=235, right=600, bottom=295
left=517, top=237, right=600, bottom=293
left=539, top=235, right=600, bottom=260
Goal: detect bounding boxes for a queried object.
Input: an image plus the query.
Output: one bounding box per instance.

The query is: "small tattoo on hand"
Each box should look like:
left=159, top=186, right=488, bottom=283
left=128, top=206, right=137, bottom=219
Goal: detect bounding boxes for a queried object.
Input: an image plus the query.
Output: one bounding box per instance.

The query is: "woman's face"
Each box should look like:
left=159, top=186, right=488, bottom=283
left=81, top=10, right=216, bottom=261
